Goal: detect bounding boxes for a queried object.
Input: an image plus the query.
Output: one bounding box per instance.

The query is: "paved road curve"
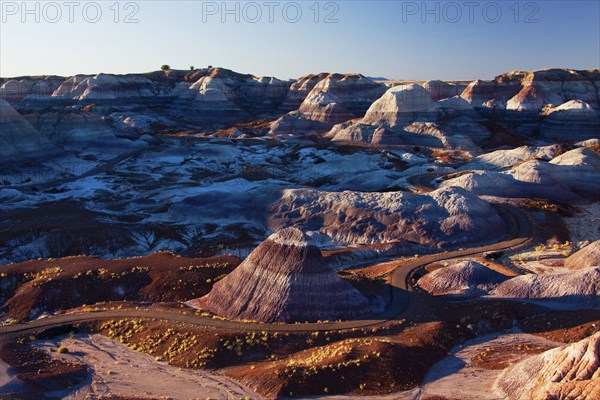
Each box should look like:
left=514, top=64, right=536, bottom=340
left=0, top=202, right=533, bottom=337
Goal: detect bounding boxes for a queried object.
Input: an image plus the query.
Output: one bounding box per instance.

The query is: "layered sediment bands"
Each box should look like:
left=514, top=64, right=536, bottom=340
left=52, top=73, right=156, bottom=100
left=461, top=68, right=600, bottom=111
left=361, top=84, right=437, bottom=127
left=422, top=79, right=467, bottom=102
left=172, top=68, right=290, bottom=125
left=269, top=186, right=506, bottom=248
left=278, top=73, right=330, bottom=111
left=493, top=332, right=600, bottom=400
left=34, top=110, right=137, bottom=158
left=327, top=84, right=489, bottom=149
left=0, top=76, right=65, bottom=101
left=0, top=98, right=65, bottom=161
left=541, top=100, right=600, bottom=141
left=565, top=240, right=600, bottom=270
left=269, top=73, right=386, bottom=135
left=443, top=148, right=600, bottom=204
left=188, top=228, right=380, bottom=323
left=490, top=267, right=600, bottom=308
left=298, top=74, right=386, bottom=123
left=418, top=260, right=509, bottom=297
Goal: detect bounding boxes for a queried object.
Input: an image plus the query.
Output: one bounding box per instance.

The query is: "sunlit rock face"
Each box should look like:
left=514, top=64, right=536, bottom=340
left=443, top=148, right=600, bottom=204
left=52, top=73, right=156, bottom=100
left=361, top=84, right=437, bottom=127
left=493, top=332, right=600, bottom=400
left=417, top=260, right=509, bottom=297
left=269, top=73, right=386, bottom=135
left=565, top=240, right=600, bottom=270
left=460, top=79, right=522, bottom=109
left=490, top=267, right=600, bottom=309
left=422, top=80, right=467, bottom=102
left=540, top=100, right=600, bottom=141
left=298, top=74, right=387, bottom=123
left=187, top=227, right=382, bottom=323
left=278, top=73, right=330, bottom=111
left=461, top=68, right=600, bottom=112
left=0, top=76, right=65, bottom=101
left=459, top=144, right=563, bottom=171
left=324, top=69, right=598, bottom=149
left=326, top=84, right=488, bottom=150
left=172, top=68, right=290, bottom=126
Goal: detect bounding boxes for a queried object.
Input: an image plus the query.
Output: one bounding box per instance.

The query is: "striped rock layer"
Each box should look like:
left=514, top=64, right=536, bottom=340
left=494, top=332, right=600, bottom=400
left=189, top=228, right=374, bottom=323
left=565, top=240, right=600, bottom=270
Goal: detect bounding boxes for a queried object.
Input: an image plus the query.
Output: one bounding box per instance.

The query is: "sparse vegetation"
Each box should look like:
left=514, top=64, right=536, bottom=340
left=0, top=253, right=239, bottom=322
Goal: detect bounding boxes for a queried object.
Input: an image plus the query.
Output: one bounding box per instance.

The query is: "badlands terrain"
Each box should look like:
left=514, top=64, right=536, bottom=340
left=1, top=67, right=599, bottom=399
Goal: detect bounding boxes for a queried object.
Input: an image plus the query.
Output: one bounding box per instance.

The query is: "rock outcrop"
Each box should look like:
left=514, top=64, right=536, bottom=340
left=35, top=110, right=139, bottom=159
left=460, top=145, right=562, bottom=171
left=269, top=186, right=506, bottom=248
left=505, top=82, right=563, bottom=112
left=173, top=68, right=289, bottom=126
left=361, top=84, right=436, bottom=127
left=417, top=260, right=509, bottom=297
left=443, top=148, right=600, bottom=204
left=541, top=100, right=600, bottom=141
left=187, top=227, right=380, bottom=322
left=547, top=147, right=600, bottom=195
left=0, top=97, right=64, bottom=161
left=186, top=69, right=288, bottom=110
left=0, top=76, right=65, bottom=101
left=326, top=84, right=489, bottom=149
left=52, top=73, right=156, bottom=100
left=460, top=78, right=521, bottom=108
left=565, top=240, right=600, bottom=270
left=298, top=73, right=385, bottom=123
left=422, top=80, right=466, bottom=102
left=461, top=68, right=600, bottom=112
left=326, top=69, right=599, bottom=148
left=493, top=332, right=600, bottom=400
left=277, top=73, right=329, bottom=111
left=435, top=95, right=474, bottom=111
left=172, top=74, right=249, bottom=123
left=269, top=73, right=385, bottom=135
left=490, top=267, right=600, bottom=308
left=3, top=67, right=596, bottom=145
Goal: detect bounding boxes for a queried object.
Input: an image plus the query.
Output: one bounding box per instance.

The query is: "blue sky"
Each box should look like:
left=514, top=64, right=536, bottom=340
left=1, top=1, right=598, bottom=80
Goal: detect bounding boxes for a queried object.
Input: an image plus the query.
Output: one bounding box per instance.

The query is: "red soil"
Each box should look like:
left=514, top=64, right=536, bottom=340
left=1, top=252, right=239, bottom=322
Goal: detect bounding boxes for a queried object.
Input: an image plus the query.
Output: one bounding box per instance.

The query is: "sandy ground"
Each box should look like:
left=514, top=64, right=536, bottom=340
left=417, top=331, right=561, bottom=400
left=35, top=334, right=262, bottom=400
left=564, top=202, right=600, bottom=244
